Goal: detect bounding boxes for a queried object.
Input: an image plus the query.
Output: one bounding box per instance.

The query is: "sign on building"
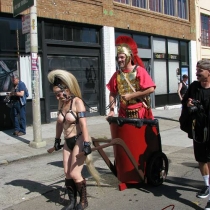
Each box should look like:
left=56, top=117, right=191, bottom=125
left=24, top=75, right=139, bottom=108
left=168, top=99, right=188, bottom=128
left=22, top=14, right=30, bottom=34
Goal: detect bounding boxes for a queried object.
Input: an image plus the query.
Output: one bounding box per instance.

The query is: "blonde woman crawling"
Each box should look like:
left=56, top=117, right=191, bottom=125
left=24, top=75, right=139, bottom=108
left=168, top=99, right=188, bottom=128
left=48, top=69, right=101, bottom=210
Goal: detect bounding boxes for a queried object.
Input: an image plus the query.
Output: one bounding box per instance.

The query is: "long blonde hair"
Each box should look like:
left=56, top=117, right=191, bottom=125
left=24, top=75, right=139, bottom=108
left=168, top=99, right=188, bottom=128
left=85, top=137, right=102, bottom=186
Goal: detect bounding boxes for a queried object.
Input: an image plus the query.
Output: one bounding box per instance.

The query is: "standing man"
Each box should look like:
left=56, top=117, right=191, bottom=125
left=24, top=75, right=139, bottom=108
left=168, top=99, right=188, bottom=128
left=177, top=74, right=188, bottom=101
left=182, top=59, right=210, bottom=210
left=106, top=36, right=156, bottom=119
left=10, top=74, right=28, bottom=136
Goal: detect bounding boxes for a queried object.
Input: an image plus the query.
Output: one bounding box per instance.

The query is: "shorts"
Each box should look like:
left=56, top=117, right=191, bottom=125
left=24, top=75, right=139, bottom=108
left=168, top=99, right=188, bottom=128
left=193, top=140, right=210, bottom=163
left=65, top=132, right=82, bottom=150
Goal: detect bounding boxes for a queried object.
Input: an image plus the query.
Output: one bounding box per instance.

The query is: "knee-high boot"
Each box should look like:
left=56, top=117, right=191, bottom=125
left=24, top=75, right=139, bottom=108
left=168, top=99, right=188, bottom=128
left=64, top=179, right=77, bottom=210
left=75, top=179, right=88, bottom=210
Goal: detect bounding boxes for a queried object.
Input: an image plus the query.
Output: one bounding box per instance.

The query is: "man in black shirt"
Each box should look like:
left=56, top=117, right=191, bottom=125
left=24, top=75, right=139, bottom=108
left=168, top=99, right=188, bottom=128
left=182, top=59, right=210, bottom=210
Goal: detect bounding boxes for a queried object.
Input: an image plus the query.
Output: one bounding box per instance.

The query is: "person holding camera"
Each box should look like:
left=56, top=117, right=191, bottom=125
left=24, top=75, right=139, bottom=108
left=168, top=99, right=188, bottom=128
left=47, top=69, right=101, bottom=210
left=182, top=59, right=210, bottom=210
left=10, top=74, right=28, bottom=136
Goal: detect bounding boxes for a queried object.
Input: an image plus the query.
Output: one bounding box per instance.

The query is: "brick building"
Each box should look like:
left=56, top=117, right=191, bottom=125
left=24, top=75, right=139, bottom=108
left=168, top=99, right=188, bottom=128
left=0, top=0, right=196, bottom=127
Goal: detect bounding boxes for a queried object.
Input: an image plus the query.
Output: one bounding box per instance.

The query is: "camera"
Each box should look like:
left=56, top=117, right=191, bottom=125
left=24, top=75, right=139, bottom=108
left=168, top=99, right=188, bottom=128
left=188, top=99, right=203, bottom=113
left=3, top=95, right=11, bottom=104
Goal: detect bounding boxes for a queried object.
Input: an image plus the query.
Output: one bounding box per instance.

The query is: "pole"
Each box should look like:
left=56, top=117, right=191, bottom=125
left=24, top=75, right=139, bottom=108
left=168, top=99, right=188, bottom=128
left=29, top=0, right=46, bottom=148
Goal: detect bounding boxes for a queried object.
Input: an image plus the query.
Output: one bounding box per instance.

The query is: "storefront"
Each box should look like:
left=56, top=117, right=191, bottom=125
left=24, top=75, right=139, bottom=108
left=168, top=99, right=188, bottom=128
left=0, top=15, right=104, bottom=129
left=115, top=30, right=190, bottom=107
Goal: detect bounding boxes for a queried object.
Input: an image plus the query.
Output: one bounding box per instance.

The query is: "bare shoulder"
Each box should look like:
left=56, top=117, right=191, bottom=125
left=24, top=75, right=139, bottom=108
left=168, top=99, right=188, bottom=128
left=74, top=96, right=83, bottom=104
left=74, top=97, right=85, bottom=111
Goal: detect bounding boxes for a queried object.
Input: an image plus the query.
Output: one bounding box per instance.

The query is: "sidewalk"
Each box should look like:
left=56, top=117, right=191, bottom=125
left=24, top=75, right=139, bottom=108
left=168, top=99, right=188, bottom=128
left=0, top=107, right=183, bottom=165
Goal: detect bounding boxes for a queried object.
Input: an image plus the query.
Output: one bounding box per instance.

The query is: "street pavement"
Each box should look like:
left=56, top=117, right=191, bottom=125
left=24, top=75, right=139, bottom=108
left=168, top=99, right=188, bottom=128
left=0, top=106, right=187, bottom=165
left=0, top=106, right=208, bottom=210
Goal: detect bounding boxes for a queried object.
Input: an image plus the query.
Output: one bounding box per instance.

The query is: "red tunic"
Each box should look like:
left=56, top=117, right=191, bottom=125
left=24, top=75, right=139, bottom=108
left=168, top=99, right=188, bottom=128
left=106, top=66, right=156, bottom=119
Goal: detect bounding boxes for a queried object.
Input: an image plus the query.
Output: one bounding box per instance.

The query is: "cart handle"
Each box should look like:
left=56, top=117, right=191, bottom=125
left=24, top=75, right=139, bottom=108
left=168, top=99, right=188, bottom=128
left=76, top=137, right=144, bottom=181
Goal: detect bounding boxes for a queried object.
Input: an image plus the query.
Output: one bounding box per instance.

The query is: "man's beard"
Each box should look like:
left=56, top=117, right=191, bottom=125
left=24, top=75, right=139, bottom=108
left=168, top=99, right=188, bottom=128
left=118, top=62, right=125, bottom=69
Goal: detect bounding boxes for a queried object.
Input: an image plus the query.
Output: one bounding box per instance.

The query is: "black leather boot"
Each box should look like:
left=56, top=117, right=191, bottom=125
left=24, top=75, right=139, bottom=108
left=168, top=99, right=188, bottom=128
left=64, top=179, right=77, bottom=210
left=75, top=179, right=88, bottom=210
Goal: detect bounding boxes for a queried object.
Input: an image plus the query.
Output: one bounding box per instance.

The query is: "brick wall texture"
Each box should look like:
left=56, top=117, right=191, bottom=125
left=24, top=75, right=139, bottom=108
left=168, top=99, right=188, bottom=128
left=1, top=0, right=196, bottom=41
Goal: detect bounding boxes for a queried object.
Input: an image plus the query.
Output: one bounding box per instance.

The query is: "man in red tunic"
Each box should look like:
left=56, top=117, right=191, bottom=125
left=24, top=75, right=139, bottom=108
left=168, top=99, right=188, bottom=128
left=106, top=36, right=156, bottom=119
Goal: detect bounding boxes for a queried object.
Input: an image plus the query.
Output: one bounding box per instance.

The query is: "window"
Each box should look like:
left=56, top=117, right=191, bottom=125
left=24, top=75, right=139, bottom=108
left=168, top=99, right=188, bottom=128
left=81, top=28, right=99, bottom=43
left=133, top=34, right=150, bottom=48
left=201, top=14, right=210, bottom=47
left=149, top=0, right=162, bottom=13
left=115, top=32, right=131, bottom=39
left=114, top=0, right=188, bottom=20
left=0, top=17, right=25, bottom=52
left=45, top=23, right=53, bottom=39
left=180, top=41, right=188, bottom=65
left=164, top=0, right=175, bottom=16
left=54, top=24, right=63, bottom=40
left=132, top=0, right=146, bottom=8
left=64, top=27, right=73, bottom=41
left=114, top=0, right=129, bottom=4
left=45, top=23, right=99, bottom=43
left=177, top=0, right=187, bottom=19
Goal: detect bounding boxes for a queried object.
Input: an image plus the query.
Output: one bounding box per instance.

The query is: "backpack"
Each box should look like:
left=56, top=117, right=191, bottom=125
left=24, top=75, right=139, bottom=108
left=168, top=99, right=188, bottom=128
left=179, top=81, right=199, bottom=139
left=179, top=104, right=192, bottom=137
left=179, top=81, right=210, bottom=143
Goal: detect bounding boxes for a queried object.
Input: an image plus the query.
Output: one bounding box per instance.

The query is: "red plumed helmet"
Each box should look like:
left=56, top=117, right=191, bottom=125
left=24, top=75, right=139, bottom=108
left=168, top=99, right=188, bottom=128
left=115, top=35, right=145, bottom=68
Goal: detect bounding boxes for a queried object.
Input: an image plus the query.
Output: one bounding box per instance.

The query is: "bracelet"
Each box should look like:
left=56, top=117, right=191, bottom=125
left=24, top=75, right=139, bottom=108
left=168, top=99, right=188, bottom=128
left=83, top=141, right=91, bottom=146
left=110, top=108, right=114, bottom=112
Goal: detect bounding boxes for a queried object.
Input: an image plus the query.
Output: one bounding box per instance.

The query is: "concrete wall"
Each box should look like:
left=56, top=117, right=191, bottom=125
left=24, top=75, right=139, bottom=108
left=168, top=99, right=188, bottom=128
left=102, top=26, right=116, bottom=115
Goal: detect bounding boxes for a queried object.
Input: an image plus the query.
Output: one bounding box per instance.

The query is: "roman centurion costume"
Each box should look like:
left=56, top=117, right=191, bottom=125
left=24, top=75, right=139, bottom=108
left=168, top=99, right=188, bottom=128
left=106, top=36, right=156, bottom=119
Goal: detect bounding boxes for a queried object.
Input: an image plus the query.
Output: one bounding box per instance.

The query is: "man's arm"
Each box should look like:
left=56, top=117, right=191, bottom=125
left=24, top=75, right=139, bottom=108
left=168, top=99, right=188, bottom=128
left=122, top=87, right=154, bottom=101
left=177, top=82, right=183, bottom=101
left=107, top=92, right=117, bottom=117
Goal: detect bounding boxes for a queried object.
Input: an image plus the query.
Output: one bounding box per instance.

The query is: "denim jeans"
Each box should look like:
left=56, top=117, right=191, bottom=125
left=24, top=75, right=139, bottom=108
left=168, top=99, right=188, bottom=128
left=10, top=101, right=26, bottom=134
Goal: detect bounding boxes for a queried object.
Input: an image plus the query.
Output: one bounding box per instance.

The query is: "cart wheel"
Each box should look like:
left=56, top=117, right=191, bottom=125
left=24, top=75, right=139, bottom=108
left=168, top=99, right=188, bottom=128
left=146, top=151, right=168, bottom=186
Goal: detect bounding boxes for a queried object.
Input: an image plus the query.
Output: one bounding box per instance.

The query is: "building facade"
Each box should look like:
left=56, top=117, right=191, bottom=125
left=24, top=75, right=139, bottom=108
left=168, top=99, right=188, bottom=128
left=195, top=0, right=210, bottom=80
left=0, top=0, right=196, bottom=127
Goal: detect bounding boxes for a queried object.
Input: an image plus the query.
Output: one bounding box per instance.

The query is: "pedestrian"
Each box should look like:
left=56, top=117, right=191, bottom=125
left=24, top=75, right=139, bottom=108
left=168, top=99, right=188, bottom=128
left=47, top=69, right=101, bottom=210
left=9, top=74, right=28, bottom=136
left=106, top=35, right=156, bottom=119
left=177, top=74, right=188, bottom=101
left=182, top=59, right=210, bottom=210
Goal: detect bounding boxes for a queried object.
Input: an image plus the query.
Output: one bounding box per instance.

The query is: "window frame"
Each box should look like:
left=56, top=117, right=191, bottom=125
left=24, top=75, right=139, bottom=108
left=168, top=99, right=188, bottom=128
left=201, top=14, right=210, bottom=47
left=114, top=0, right=189, bottom=20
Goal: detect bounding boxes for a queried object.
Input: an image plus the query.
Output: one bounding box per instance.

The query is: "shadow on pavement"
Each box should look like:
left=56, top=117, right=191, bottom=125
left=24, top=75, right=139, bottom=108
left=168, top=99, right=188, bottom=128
left=142, top=176, right=203, bottom=210
left=155, top=116, right=179, bottom=122
left=4, top=174, right=204, bottom=210
left=5, top=179, right=67, bottom=208
left=2, top=129, right=30, bottom=144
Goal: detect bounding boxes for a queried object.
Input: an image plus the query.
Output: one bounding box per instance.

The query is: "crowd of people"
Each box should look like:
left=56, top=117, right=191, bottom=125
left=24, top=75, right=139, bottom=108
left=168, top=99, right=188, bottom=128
left=5, top=35, right=210, bottom=210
